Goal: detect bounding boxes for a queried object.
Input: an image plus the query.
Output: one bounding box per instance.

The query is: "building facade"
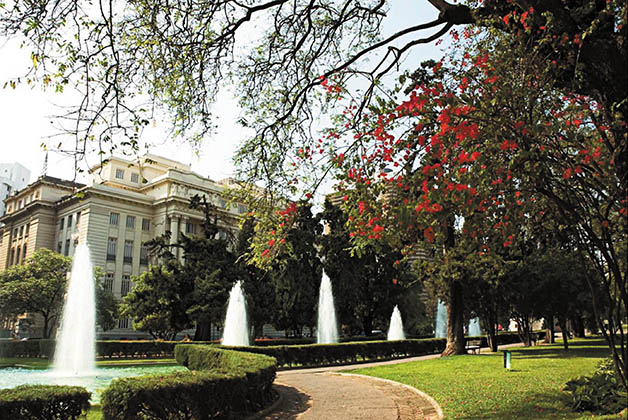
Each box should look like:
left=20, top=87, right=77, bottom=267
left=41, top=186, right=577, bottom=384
left=0, top=162, right=31, bottom=217
left=0, top=155, right=248, bottom=338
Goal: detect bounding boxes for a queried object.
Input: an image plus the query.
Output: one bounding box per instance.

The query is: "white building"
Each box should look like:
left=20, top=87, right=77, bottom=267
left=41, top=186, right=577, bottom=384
left=0, top=162, right=31, bottom=217
left=0, top=154, right=248, bottom=338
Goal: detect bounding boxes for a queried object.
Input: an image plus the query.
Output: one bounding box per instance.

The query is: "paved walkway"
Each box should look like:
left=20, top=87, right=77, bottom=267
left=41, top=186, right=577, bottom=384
left=251, top=353, right=446, bottom=420
left=252, top=342, right=528, bottom=420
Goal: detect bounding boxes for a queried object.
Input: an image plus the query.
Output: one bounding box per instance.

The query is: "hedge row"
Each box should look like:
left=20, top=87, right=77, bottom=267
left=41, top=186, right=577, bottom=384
left=100, top=345, right=277, bottom=420
left=222, top=338, right=447, bottom=367
left=0, top=385, right=90, bottom=420
left=0, top=340, right=210, bottom=359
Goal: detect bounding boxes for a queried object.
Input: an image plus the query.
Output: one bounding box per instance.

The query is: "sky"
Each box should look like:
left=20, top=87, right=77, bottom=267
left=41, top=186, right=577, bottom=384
left=0, top=0, right=445, bottom=190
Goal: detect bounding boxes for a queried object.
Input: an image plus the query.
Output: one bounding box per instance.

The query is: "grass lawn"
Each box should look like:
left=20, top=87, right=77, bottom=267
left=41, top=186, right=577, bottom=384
left=351, top=338, right=623, bottom=420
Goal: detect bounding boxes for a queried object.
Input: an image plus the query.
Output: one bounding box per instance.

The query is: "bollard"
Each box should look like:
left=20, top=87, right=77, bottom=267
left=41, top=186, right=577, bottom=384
left=503, top=350, right=512, bottom=369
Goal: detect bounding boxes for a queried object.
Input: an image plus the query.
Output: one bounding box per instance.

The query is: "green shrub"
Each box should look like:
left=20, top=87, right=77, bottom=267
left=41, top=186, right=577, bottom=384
left=564, top=357, right=627, bottom=414
left=0, top=385, right=90, bottom=420
left=101, top=345, right=277, bottom=420
left=223, top=338, right=448, bottom=367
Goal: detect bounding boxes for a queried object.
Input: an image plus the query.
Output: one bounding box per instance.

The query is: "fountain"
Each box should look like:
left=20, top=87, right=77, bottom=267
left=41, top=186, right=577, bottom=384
left=54, top=242, right=96, bottom=375
left=222, top=280, right=250, bottom=346
left=317, top=272, right=338, bottom=344
left=387, top=305, right=405, bottom=340
left=0, top=242, right=187, bottom=402
left=468, top=317, right=482, bottom=336
left=435, top=300, right=447, bottom=338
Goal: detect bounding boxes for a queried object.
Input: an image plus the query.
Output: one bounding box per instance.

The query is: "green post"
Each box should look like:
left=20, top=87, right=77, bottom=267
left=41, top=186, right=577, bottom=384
left=503, top=350, right=512, bottom=369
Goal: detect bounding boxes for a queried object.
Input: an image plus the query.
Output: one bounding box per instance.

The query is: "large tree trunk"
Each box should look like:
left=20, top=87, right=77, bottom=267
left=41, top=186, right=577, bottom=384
left=559, top=317, right=569, bottom=350
left=573, top=316, right=586, bottom=338
left=194, top=318, right=212, bottom=341
left=362, top=315, right=374, bottom=337
left=486, top=317, right=498, bottom=352
left=442, top=280, right=466, bottom=356
left=545, top=314, right=555, bottom=344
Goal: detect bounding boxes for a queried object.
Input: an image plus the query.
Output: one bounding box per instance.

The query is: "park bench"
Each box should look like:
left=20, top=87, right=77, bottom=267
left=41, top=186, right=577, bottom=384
left=466, top=339, right=482, bottom=354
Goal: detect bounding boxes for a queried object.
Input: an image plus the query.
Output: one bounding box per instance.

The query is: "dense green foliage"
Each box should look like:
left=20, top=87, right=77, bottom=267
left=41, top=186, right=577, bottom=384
left=0, top=385, right=90, bottom=420
left=0, top=249, right=71, bottom=338
left=320, top=198, right=418, bottom=336
left=565, top=357, right=628, bottom=414
left=101, top=345, right=276, bottom=420
left=268, top=203, right=322, bottom=336
left=121, top=260, right=193, bottom=339
left=0, top=249, right=119, bottom=337
left=236, top=217, right=275, bottom=338
left=354, top=339, right=620, bottom=420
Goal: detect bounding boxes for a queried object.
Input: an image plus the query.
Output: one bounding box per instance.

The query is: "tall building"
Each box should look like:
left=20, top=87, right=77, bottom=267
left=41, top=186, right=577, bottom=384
left=0, top=154, right=248, bottom=338
left=0, top=162, right=31, bottom=217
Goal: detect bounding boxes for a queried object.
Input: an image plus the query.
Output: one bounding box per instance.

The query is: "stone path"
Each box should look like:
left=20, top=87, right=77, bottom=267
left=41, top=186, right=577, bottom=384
left=251, top=354, right=445, bottom=420
left=251, top=342, right=528, bottom=420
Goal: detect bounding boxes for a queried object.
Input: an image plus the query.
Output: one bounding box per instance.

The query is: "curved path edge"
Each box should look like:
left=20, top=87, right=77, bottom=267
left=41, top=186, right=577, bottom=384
left=338, top=372, right=444, bottom=420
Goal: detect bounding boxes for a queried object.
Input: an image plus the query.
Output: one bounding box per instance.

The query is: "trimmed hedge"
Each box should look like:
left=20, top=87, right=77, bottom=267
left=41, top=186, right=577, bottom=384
left=222, top=338, right=447, bottom=368
left=0, top=340, right=213, bottom=359
left=101, top=345, right=277, bottom=420
left=0, top=385, right=90, bottom=420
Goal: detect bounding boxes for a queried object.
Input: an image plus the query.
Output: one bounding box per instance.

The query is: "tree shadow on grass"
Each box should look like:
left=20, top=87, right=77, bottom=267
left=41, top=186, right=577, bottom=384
left=458, top=389, right=590, bottom=420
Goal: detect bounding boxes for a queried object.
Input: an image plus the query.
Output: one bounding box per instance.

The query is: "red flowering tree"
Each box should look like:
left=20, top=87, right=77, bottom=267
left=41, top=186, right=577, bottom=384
left=325, top=25, right=625, bottom=380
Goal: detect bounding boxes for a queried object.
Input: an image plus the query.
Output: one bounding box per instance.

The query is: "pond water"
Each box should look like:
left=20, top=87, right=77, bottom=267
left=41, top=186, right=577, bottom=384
left=0, top=365, right=187, bottom=403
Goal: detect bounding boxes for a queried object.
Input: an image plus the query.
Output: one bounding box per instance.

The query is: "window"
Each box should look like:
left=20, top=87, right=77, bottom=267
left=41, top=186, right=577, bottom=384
left=57, top=241, right=62, bottom=253
left=104, top=273, right=114, bottom=292
left=17, top=200, right=22, bottom=209
left=117, top=317, right=130, bottom=329
left=107, top=237, right=117, bottom=261
left=124, top=240, right=133, bottom=264
left=131, top=173, right=139, bottom=183
left=22, top=244, right=27, bottom=263
left=16, top=247, right=21, bottom=264
left=9, top=248, right=15, bottom=266
left=76, top=211, right=81, bottom=226
left=141, top=218, right=150, bottom=231
left=115, top=168, right=125, bottom=179
left=185, top=222, right=196, bottom=234
left=59, top=217, right=65, bottom=231
left=126, top=215, right=136, bottom=229
left=218, top=199, right=227, bottom=208
left=121, top=275, right=131, bottom=296
left=67, top=214, right=73, bottom=228
left=109, top=212, right=119, bottom=225
left=64, top=239, right=70, bottom=256
left=238, top=204, right=247, bottom=214
left=13, top=228, right=18, bottom=239
left=25, top=223, right=30, bottom=236
left=140, top=244, right=149, bottom=265
left=18, top=226, right=23, bottom=237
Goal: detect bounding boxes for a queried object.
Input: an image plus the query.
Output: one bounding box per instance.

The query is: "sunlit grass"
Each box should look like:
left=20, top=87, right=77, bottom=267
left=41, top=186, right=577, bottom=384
left=351, top=338, right=623, bottom=420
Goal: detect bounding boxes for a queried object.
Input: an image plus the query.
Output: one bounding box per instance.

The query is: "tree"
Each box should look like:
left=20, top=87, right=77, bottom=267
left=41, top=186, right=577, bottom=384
left=95, top=271, right=119, bottom=332
left=145, top=195, right=239, bottom=340
left=0, top=248, right=118, bottom=337
left=0, top=249, right=71, bottom=338
left=320, top=198, right=412, bottom=336
left=121, top=261, right=192, bottom=340
left=236, top=217, right=276, bottom=338
left=268, top=202, right=322, bottom=336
